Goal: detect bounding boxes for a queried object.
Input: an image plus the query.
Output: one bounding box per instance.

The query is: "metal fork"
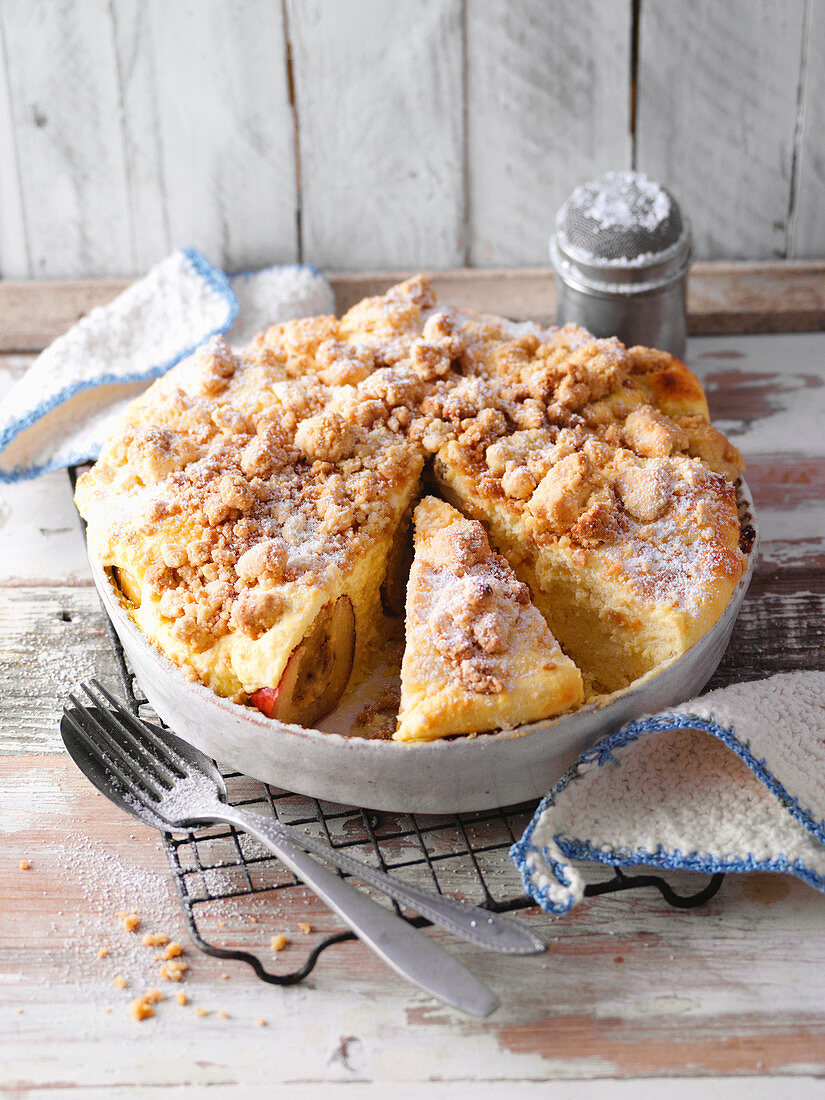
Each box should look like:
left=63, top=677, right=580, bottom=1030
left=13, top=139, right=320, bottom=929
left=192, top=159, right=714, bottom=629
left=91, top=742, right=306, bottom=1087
left=61, top=683, right=536, bottom=1016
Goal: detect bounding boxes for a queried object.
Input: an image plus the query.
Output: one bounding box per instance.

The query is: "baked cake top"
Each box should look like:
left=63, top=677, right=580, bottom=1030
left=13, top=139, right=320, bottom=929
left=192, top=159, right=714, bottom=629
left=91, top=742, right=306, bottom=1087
left=76, top=274, right=745, bottom=673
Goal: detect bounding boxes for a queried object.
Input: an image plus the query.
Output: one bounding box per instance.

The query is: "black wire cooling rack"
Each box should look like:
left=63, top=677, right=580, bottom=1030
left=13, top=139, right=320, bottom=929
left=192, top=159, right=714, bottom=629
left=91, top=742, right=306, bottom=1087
left=71, top=467, right=725, bottom=986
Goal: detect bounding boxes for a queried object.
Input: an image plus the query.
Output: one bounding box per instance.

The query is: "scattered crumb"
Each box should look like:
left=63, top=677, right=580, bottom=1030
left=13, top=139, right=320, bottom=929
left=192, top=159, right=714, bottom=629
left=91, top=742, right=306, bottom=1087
left=298, top=922, right=312, bottom=935
left=195, top=1007, right=209, bottom=1017
left=19, top=860, right=29, bottom=871
left=102, top=1007, right=111, bottom=1014
left=130, top=997, right=154, bottom=1021
left=218, top=920, right=226, bottom=928
left=142, top=932, right=168, bottom=947
left=145, top=989, right=165, bottom=1004
left=163, top=942, right=183, bottom=959
left=118, top=911, right=140, bottom=933
left=159, top=960, right=188, bottom=982
left=113, top=975, right=127, bottom=989
left=97, top=947, right=109, bottom=958
left=219, top=1010, right=229, bottom=1019
left=250, top=916, right=258, bottom=924
left=257, top=1017, right=267, bottom=1027
left=15, top=1008, right=23, bottom=1015
left=270, top=934, right=289, bottom=952
left=220, top=973, right=229, bottom=980
left=176, top=992, right=188, bottom=1006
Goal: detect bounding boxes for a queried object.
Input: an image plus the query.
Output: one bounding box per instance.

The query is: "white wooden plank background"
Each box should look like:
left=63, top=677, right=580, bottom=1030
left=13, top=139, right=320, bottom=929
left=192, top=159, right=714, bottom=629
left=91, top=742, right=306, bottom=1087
left=1, top=0, right=824, bottom=275
left=789, top=0, right=825, bottom=258
left=288, top=0, right=465, bottom=269
left=637, top=0, right=807, bottom=260
left=466, top=0, right=632, bottom=266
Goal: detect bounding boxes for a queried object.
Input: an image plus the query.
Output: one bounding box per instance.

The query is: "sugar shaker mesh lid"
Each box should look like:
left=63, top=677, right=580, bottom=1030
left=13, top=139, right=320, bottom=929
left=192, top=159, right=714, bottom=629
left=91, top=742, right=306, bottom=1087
left=558, top=171, right=684, bottom=262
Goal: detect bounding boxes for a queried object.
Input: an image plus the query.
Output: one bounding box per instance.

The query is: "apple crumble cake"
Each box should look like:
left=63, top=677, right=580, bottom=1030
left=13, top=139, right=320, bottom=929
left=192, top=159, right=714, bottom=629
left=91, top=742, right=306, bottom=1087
left=75, top=275, right=747, bottom=740
left=395, top=497, right=582, bottom=741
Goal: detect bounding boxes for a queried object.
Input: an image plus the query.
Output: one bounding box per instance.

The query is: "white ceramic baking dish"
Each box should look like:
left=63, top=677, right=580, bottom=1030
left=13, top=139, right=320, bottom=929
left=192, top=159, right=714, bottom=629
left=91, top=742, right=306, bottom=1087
left=88, top=481, right=758, bottom=814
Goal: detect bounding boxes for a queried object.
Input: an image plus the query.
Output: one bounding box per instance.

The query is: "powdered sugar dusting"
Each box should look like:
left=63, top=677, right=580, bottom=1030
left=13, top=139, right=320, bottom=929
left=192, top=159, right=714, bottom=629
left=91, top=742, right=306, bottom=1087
left=409, top=500, right=558, bottom=695
left=571, top=171, right=672, bottom=233
left=605, top=460, right=745, bottom=614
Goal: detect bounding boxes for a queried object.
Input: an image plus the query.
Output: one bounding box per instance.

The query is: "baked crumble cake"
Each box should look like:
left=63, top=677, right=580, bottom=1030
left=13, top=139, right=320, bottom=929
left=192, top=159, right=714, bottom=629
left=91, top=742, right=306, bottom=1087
left=395, top=497, right=582, bottom=741
left=75, top=275, right=746, bottom=739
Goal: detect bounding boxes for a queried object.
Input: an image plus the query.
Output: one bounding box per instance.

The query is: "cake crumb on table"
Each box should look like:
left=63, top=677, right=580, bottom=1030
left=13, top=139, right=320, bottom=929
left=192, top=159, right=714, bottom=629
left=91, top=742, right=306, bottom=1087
left=97, top=946, right=109, bottom=958
left=130, top=990, right=164, bottom=1019
left=176, top=992, right=188, bottom=1006
left=118, top=911, right=139, bottom=933
left=163, top=942, right=183, bottom=959
left=219, top=1010, right=229, bottom=1019
left=113, top=975, right=127, bottom=989
left=159, top=960, right=188, bottom=981
left=19, top=859, right=29, bottom=870
left=298, top=921, right=312, bottom=935
left=130, top=997, right=154, bottom=1021
left=142, top=932, right=168, bottom=947
left=257, top=1018, right=267, bottom=1027
left=270, top=934, right=289, bottom=952
left=195, top=1007, right=209, bottom=1018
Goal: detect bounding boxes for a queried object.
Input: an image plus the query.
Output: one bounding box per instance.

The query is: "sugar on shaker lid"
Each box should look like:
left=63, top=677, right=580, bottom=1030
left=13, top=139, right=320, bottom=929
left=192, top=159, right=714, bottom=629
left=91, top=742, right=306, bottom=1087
left=550, top=170, right=691, bottom=295
left=550, top=171, right=692, bottom=358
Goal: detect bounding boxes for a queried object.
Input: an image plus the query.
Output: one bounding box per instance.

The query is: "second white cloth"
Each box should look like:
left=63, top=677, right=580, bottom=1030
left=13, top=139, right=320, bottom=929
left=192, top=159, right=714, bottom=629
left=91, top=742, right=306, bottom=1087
left=512, top=671, right=825, bottom=912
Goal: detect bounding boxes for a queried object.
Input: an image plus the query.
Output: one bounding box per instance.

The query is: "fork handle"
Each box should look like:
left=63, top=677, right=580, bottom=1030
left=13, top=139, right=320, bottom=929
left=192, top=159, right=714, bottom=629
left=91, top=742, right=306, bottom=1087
left=217, top=806, right=499, bottom=1019
left=262, top=817, right=545, bottom=956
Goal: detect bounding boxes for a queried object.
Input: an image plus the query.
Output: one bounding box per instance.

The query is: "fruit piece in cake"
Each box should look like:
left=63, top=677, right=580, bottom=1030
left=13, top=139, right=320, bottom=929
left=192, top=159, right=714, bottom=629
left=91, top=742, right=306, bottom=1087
left=394, top=497, right=583, bottom=742
left=249, top=596, right=355, bottom=725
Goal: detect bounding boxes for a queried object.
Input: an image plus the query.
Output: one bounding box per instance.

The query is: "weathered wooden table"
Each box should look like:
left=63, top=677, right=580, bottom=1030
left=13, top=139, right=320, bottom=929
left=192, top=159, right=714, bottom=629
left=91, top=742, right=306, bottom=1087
left=2, top=269, right=824, bottom=1095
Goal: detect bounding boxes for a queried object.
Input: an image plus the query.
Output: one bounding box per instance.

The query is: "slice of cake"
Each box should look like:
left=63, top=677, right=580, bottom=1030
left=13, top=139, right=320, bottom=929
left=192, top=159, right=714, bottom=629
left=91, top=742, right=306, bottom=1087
left=394, top=497, right=583, bottom=742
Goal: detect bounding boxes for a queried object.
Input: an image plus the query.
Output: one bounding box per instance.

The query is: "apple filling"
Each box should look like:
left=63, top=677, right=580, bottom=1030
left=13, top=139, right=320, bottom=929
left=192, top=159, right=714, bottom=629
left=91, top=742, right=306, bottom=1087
left=110, top=566, right=142, bottom=609
left=249, top=596, right=355, bottom=726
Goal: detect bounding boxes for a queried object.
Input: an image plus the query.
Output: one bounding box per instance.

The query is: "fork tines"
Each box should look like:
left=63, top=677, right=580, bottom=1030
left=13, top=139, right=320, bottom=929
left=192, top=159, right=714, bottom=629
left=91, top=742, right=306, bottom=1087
left=86, top=680, right=187, bottom=776
left=63, top=681, right=184, bottom=805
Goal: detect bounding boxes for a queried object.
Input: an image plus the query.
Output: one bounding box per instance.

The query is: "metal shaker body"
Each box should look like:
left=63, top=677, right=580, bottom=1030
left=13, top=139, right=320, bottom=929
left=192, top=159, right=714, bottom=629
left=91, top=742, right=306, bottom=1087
left=550, top=172, right=691, bottom=361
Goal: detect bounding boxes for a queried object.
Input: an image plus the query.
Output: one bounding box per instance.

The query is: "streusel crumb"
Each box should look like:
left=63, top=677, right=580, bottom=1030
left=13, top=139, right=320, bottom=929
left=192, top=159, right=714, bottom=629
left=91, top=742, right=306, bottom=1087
left=118, top=911, right=139, bottom=933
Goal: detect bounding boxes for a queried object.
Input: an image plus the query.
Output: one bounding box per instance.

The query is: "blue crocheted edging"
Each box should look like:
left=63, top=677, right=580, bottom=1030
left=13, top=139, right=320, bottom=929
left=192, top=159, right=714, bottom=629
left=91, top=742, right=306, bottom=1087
left=554, top=837, right=825, bottom=894
left=510, top=710, right=825, bottom=914
left=0, top=247, right=238, bottom=483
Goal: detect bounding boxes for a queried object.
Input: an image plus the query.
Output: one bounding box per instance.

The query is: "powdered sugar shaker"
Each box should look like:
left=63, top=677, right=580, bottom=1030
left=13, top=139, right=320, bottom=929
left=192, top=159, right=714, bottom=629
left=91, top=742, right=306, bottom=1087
left=549, top=171, right=691, bottom=360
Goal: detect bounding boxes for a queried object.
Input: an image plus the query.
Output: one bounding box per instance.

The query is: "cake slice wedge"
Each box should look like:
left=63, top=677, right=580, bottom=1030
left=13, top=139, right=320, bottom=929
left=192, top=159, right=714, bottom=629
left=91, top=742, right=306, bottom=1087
left=394, top=497, right=583, bottom=742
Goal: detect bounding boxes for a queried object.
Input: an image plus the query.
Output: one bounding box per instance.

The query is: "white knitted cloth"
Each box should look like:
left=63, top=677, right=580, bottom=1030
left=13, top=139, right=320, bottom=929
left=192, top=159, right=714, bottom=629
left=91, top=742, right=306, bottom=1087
left=0, top=248, right=333, bottom=481
left=512, top=671, right=825, bottom=913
